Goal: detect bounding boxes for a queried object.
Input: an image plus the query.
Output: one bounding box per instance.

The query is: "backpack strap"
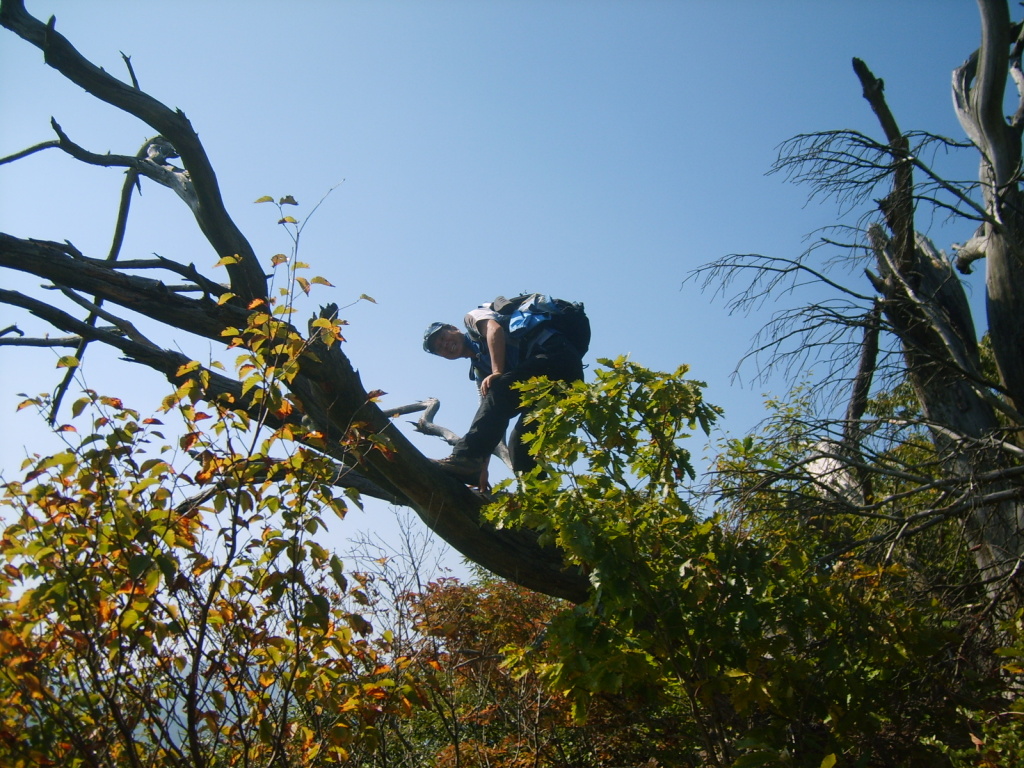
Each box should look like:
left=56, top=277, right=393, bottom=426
left=491, top=293, right=536, bottom=315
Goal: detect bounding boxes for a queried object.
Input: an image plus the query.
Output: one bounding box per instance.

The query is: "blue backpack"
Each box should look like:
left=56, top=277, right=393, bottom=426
left=490, top=293, right=591, bottom=356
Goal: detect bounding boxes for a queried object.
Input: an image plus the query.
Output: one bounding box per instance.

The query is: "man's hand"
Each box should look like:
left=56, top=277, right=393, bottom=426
left=479, top=372, right=501, bottom=396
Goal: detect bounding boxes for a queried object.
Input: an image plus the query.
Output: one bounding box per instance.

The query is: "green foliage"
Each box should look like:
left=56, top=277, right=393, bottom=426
left=485, top=358, right=992, bottom=767
left=923, top=611, right=1024, bottom=768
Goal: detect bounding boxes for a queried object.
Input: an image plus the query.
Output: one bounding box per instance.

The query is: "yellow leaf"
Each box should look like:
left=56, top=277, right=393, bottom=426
left=359, top=293, right=376, bottom=303
left=279, top=195, right=298, bottom=205
left=271, top=253, right=288, bottom=266
left=820, top=755, right=837, bottom=768
left=278, top=216, right=298, bottom=224
left=254, top=195, right=274, bottom=203
left=21, top=672, right=45, bottom=699
left=56, top=355, right=79, bottom=369
left=175, top=360, right=201, bottom=377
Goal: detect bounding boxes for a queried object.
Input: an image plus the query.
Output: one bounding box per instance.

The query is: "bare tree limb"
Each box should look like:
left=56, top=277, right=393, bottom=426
left=0, top=234, right=590, bottom=602
left=0, top=332, right=118, bottom=348
left=0, top=0, right=267, bottom=300
left=0, top=139, right=60, bottom=166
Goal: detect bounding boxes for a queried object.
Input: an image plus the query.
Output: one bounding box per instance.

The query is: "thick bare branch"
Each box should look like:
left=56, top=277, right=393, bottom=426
left=973, top=0, right=1019, bottom=188
left=0, top=0, right=267, bottom=300
left=0, top=234, right=590, bottom=602
left=410, top=396, right=513, bottom=468
left=0, top=332, right=117, bottom=348
left=0, top=139, right=60, bottom=166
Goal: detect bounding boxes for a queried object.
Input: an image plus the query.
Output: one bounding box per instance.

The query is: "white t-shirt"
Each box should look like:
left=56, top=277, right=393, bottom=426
left=463, top=305, right=508, bottom=341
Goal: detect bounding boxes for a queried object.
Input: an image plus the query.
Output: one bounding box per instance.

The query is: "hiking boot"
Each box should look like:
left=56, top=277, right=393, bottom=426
left=430, top=455, right=485, bottom=484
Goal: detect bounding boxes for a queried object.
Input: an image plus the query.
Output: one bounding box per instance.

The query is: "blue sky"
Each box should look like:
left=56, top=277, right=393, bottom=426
left=0, top=1, right=988, bottom=568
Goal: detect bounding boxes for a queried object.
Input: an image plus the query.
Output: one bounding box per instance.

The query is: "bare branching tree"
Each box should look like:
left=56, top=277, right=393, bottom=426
left=692, top=0, right=1024, bottom=606
left=0, top=0, right=589, bottom=604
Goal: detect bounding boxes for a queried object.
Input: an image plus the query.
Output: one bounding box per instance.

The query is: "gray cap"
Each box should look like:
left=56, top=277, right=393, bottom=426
left=423, top=322, right=455, bottom=353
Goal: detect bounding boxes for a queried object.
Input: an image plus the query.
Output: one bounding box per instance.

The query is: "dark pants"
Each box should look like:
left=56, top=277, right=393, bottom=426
left=453, top=334, right=583, bottom=473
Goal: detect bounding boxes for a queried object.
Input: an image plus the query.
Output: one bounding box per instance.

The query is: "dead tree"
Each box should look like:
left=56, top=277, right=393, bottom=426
left=692, top=0, right=1024, bottom=604
left=0, top=0, right=589, bottom=604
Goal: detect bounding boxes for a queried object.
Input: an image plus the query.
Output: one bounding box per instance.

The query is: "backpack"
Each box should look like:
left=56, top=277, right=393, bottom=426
left=490, top=293, right=591, bottom=356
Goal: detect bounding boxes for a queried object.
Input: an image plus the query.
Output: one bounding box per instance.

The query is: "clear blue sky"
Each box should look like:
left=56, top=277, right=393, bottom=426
left=0, top=1, right=987, bottom=567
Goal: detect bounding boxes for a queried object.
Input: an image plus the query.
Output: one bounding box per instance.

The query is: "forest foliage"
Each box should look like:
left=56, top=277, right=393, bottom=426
left=2, top=349, right=1022, bottom=766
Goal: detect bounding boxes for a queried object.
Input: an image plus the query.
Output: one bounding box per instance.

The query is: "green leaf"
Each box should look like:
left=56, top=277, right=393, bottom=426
left=128, top=554, right=153, bottom=579
left=329, top=555, right=348, bottom=591
left=71, top=396, right=90, bottom=419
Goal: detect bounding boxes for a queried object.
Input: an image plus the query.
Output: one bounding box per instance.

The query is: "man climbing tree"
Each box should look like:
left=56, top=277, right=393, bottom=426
left=423, top=293, right=589, bottom=490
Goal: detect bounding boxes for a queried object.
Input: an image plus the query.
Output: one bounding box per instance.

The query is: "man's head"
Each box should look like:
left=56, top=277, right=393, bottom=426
left=423, top=322, right=471, bottom=359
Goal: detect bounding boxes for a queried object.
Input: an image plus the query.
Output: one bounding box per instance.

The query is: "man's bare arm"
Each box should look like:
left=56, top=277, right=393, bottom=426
left=477, top=318, right=506, bottom=395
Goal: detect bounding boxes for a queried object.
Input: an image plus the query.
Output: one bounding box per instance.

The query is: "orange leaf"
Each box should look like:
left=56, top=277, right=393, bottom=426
left=180, top=432, right=200, bottom=452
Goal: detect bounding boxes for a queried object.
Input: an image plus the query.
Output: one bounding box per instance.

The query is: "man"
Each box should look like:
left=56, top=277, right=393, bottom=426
left=423, top=297, right=584, bottom=489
